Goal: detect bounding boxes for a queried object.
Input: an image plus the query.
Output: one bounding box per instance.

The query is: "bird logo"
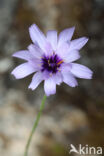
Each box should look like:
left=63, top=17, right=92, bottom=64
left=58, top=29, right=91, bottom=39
left=69, top=144, right=79, bottom=154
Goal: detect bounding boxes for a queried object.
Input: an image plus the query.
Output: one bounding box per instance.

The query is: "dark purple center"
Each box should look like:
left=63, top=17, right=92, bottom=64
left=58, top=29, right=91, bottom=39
left=41, top=54, right=63, bottom=73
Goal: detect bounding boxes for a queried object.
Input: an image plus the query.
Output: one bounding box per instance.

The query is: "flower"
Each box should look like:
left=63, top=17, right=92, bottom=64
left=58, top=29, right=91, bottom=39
left=11, top=24, right=93, bottom=96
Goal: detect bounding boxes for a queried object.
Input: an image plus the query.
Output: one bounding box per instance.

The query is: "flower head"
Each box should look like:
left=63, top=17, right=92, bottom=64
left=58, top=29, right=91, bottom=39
left=11, top=24, right=93, bottom=96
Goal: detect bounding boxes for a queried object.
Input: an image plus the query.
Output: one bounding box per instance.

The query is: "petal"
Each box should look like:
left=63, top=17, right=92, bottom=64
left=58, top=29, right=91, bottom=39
left=42, top=70, right=50, bottom=80
left=44, top=42, right=53, bottom=56
left=56, top=42, right=70, bottom=59
left=44, top=77, right=56, bottom=96
left=60, top=63, right=72, bottom=72
left=29, top=24, right=52, bottom=55
left=58, top=27, right=75, bottom=47
left=28, top=44, right=43, bottom=58
left=70, top=63, right=93, bottom=79
left=64, top=50, right=80, bottom=63
left=52, top=72, right=63, bottom=85
left=56, top=42, right=80, bottom=62
left=28, top=72, right=43, bottom=90
left=28, top=58, right=41, bottom=70
left=29, top=24, right=46, bottom=48
left=12, top=50, right=31, bottom=61
left=56, top=42, right=80, bottom=63
left=47, top=30, right=57, bottom=50
left=69, top=37, right=88, bottom=51
left=11, top=62, right=36, bottom=79
left=62, top=71, right=78, bottom=87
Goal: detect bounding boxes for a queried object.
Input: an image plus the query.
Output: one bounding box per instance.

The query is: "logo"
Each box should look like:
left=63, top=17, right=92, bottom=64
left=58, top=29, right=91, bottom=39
left=69, top=144, right=103, bottom=155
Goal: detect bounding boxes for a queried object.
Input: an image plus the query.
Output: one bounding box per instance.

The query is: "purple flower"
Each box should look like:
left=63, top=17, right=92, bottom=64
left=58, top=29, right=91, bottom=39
left=11, top=24, right=93, bottom=96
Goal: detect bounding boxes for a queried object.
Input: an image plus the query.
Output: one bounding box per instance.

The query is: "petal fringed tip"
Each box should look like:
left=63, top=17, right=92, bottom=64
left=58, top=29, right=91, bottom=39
left=58, top=26, right=75, bottom=47
left=69, top=37, right=89, bottom=51
left=28, top=72, right=43, bottom=90
left=12, top=50, right=31, bottom=61
left=44, top=78, right=56, bottom=96
left=70, top=63, right=93, bottom=79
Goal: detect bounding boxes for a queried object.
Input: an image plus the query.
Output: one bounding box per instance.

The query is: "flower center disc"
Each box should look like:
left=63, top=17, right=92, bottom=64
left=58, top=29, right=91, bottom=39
left=41, top=54, right=63, bottom=73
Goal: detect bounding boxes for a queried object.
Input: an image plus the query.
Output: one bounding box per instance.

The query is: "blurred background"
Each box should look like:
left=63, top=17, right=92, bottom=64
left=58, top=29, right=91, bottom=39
left=0, top=0, right=104, bottom=155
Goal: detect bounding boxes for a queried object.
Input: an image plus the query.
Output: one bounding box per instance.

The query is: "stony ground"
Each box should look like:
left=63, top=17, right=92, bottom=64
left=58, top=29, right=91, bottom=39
left=0, top=0, right=104, bottom=156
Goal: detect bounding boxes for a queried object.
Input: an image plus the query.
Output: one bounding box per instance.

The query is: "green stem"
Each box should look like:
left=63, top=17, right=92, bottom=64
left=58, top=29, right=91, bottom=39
left=24, top=95, right=47, bottom=156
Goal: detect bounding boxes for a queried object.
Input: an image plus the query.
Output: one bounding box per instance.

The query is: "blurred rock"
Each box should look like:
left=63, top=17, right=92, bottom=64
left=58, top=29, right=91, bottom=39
left=26, top=0, right=60, bottom=30
left=3, top=33, right=20, bottom=55
left=0, top=58, right=13, bottom=74
left=0, top=91, right=89, bottom=156
left=0, top=0, right=19, bottom=45
left=95, top=0, right=104, bottom=7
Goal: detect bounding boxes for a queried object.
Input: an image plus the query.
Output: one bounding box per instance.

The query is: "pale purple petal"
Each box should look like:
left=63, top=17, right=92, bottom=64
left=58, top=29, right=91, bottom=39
left=60, top=63, right=72, bottom=72
left=29, top=24, right=46, bottom=48
left=65, top=50, right=80, bottom=63
left=44, top=77, right=56, bottom=96
left=47, top=30, right=57, bottom=50
left=52, top=72, right=63, bottom=85
left=69, top=37, right=88, bottom=51
left=56, top=42, right=70, bottom=59
left=28, top=44, right=43, bottom=58
left=62, top=71, right=78, bottom=87
left=11, top=62, right=36, bottom=79
left=28, top=58, right=41, bottom=70
left=57, top=42, right=80, bottom=63
left=58, top=27, right=75, bottom=48
left=42, top=70, right=50, bottom=80
left=44, top=42, right=53, bottom=56
left=29, top=24, right=52, bottom=55
left=28, top=72, right=43, bottom=90
left=70, top=63, right=93, bottom=79
left=12, top=50, right=31, bottom=61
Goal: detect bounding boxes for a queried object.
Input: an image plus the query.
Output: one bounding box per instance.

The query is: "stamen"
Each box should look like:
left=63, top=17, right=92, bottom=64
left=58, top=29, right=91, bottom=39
left=48, top=59, right=50, bottom=64
left=58, top=68, right=61, bottom=72
left=41, top=54, right=63, bottom=74
left=57, top=60, right=63, bottom=65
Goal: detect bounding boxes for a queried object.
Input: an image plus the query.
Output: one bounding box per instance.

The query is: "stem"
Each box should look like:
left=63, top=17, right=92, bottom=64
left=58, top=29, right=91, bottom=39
left=24, top=95, right=47, bottom=156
